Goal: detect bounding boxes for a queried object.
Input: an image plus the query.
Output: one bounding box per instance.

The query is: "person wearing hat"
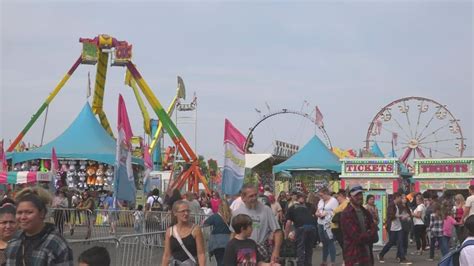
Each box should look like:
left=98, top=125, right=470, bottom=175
left=285, top=191, right=317, bottom=266
left=340, top=185, right=377, bottom=266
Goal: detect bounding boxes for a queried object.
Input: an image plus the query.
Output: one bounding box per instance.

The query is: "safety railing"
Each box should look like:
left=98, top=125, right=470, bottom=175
left=68, top=230, right=213, bottom=266
left=68, top=232, right=163, bottom=266
left=49, top=208, right=211, bottom=240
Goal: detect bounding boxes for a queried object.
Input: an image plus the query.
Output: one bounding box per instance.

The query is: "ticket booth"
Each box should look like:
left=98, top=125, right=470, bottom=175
left=340, top=158, right=407, bottom=245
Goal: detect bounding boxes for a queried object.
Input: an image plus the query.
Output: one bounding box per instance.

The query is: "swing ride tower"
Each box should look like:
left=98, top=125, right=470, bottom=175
left=7, top=34, right=210, bottom=194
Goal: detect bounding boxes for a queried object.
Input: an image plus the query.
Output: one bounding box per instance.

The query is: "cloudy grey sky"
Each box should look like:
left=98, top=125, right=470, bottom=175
left=1, top=1, right=473, bottom=163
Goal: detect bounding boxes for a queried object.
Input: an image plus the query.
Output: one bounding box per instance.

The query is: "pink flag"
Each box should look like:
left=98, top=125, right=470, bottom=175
left=143, top=145, right=153, bottom=170
left=222, top=119, right=246, bottom=195
left=0, top=140, right=6, bottom=172
left=375, top=120, right=383, bottom=135
left=315, top=106, right=324, bottom=127
left=392, top=132, right=398, bottom=146
left=51, top=148, right=59, bottom=173
left=115, top=94, right=136, bottom=202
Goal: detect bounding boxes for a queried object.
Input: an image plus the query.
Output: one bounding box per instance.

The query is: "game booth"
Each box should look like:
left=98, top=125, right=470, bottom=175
left=272, top=136, right=342, bottom=195
left=412, top=158, right=474, bottom=197
left=5, top=103, right=144, bottom=195
left=339, top=158, right=410, bottom=245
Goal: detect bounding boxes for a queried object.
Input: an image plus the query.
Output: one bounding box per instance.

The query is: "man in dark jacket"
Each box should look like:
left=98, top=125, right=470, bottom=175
left=341, top=185, right=377, bottom=266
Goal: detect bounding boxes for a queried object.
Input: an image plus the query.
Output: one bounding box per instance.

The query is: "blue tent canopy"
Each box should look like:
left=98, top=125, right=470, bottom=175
left=273, top=136, right=341, bottom=173
left=8, top=103, right=142, bottom=165
left=371, top=142, right=385, bottom=157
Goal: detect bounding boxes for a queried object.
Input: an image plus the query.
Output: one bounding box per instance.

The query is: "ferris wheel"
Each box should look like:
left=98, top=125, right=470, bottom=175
left=365, top=97, right=466, bottom=168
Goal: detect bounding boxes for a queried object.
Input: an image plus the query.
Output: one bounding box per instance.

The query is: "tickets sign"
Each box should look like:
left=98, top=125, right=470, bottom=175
left=414, top=158, right=474, bottom=178
left=340, top=158, right=400, bottom=178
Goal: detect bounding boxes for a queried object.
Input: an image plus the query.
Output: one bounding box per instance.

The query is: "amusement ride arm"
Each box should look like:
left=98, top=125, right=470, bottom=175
left=125, top=62, right=210, bottom=194
left=148, top=77, right=185, bottom=155
left=7, top=56, right=83, bottom=152
left=91, top=50, right=114, bottom=137
left=125, top=69, right=151, bottom=136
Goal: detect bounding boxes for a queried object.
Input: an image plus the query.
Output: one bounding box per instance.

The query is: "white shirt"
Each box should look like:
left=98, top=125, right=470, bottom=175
left=460, top=236, right=474, bottom=266
left=465, top=195, right=474, bottom=220
left=391, top=205, right=402, bottom=231
left=146, top=196, right=163, bottom=207
left=316, top=197, right=339, bottom=225
left=413, top=203, right=426, bottom=225
left=230, top=196, right=244, bottom=212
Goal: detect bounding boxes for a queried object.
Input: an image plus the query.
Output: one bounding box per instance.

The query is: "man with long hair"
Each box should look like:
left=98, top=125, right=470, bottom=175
left=231, top=184, right=282, bottom=264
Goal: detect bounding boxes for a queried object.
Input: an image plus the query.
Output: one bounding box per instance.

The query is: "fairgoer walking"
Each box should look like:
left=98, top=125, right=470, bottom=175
left=340, top=185, right=377, bottom=266
left=378, top=192, right=412, bottom=265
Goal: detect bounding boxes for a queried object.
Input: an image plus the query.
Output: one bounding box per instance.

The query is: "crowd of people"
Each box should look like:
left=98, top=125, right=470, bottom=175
left=0, top=187, right=111, bottom=266
left=159, top=184, right=474, bottom=266
left=0, top=183, right=473, bottom=266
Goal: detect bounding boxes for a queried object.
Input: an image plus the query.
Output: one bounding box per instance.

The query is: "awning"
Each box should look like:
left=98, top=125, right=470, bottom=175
left=245, top=154, right=273, bottom=169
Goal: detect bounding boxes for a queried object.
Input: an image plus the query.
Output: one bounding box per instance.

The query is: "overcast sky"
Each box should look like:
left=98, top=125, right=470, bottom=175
left=1, top=1, right=472, bottom=163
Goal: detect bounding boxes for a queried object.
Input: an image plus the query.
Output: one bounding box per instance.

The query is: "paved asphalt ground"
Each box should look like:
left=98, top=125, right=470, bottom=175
left=67, top=226, right=445, bottom=266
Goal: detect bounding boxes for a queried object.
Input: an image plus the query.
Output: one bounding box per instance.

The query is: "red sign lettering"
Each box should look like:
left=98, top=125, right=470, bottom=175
left=345, top=164, right=395, bottom=173
left=419, top=164, right=469, bottom=174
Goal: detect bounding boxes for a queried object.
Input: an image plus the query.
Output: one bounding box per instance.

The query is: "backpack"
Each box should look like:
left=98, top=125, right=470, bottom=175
left=438, top=239, right=474, bottom=266
left=151, top=196, right=163, bottom=211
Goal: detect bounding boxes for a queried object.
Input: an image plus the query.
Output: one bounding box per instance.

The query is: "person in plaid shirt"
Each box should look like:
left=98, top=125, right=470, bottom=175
left=340, top=185, right=377, bottom=266
left=5, top=187, right=73, bottom=266
left=428, top=202, right=443, bottom=261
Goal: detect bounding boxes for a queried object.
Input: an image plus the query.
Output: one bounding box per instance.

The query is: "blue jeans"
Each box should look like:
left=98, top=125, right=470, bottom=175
left=379, top=230, right=405, bottom=260
left=440, top=236, right=450, bottom=256
left=317, top=224, right=336, bottom=263
left=296, top=225, right=317, bottom=266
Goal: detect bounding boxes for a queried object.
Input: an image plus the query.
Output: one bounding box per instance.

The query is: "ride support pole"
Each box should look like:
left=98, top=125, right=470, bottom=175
left=128, top=78, right=151, bottom=136
left=149, top=94, right=179, bottom=154
left=125, top=62, right=197, bottom=162
left=7, top=56, right=82, bottom=152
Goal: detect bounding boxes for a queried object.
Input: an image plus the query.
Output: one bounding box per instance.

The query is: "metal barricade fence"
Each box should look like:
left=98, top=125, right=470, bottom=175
left=68, top=230, right=213, bottom=266
left=68, top=236, right=120, bottom=264
left=50, top=208, right=211, bottom=240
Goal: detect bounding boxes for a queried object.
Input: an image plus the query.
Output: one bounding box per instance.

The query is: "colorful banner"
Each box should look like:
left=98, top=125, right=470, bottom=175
left=222, top=119, right=246, bottom=195
left=114, top=95, right=136, bottom=203
left=315, top=106, right=324, bottom=128
left=0, top=171, right=51, bottom=184
left=142, top=144, right=153, bottom=193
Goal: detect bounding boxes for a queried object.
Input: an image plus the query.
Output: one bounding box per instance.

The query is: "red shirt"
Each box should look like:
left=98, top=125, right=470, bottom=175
left=210, top=198, right=220, bottom=213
